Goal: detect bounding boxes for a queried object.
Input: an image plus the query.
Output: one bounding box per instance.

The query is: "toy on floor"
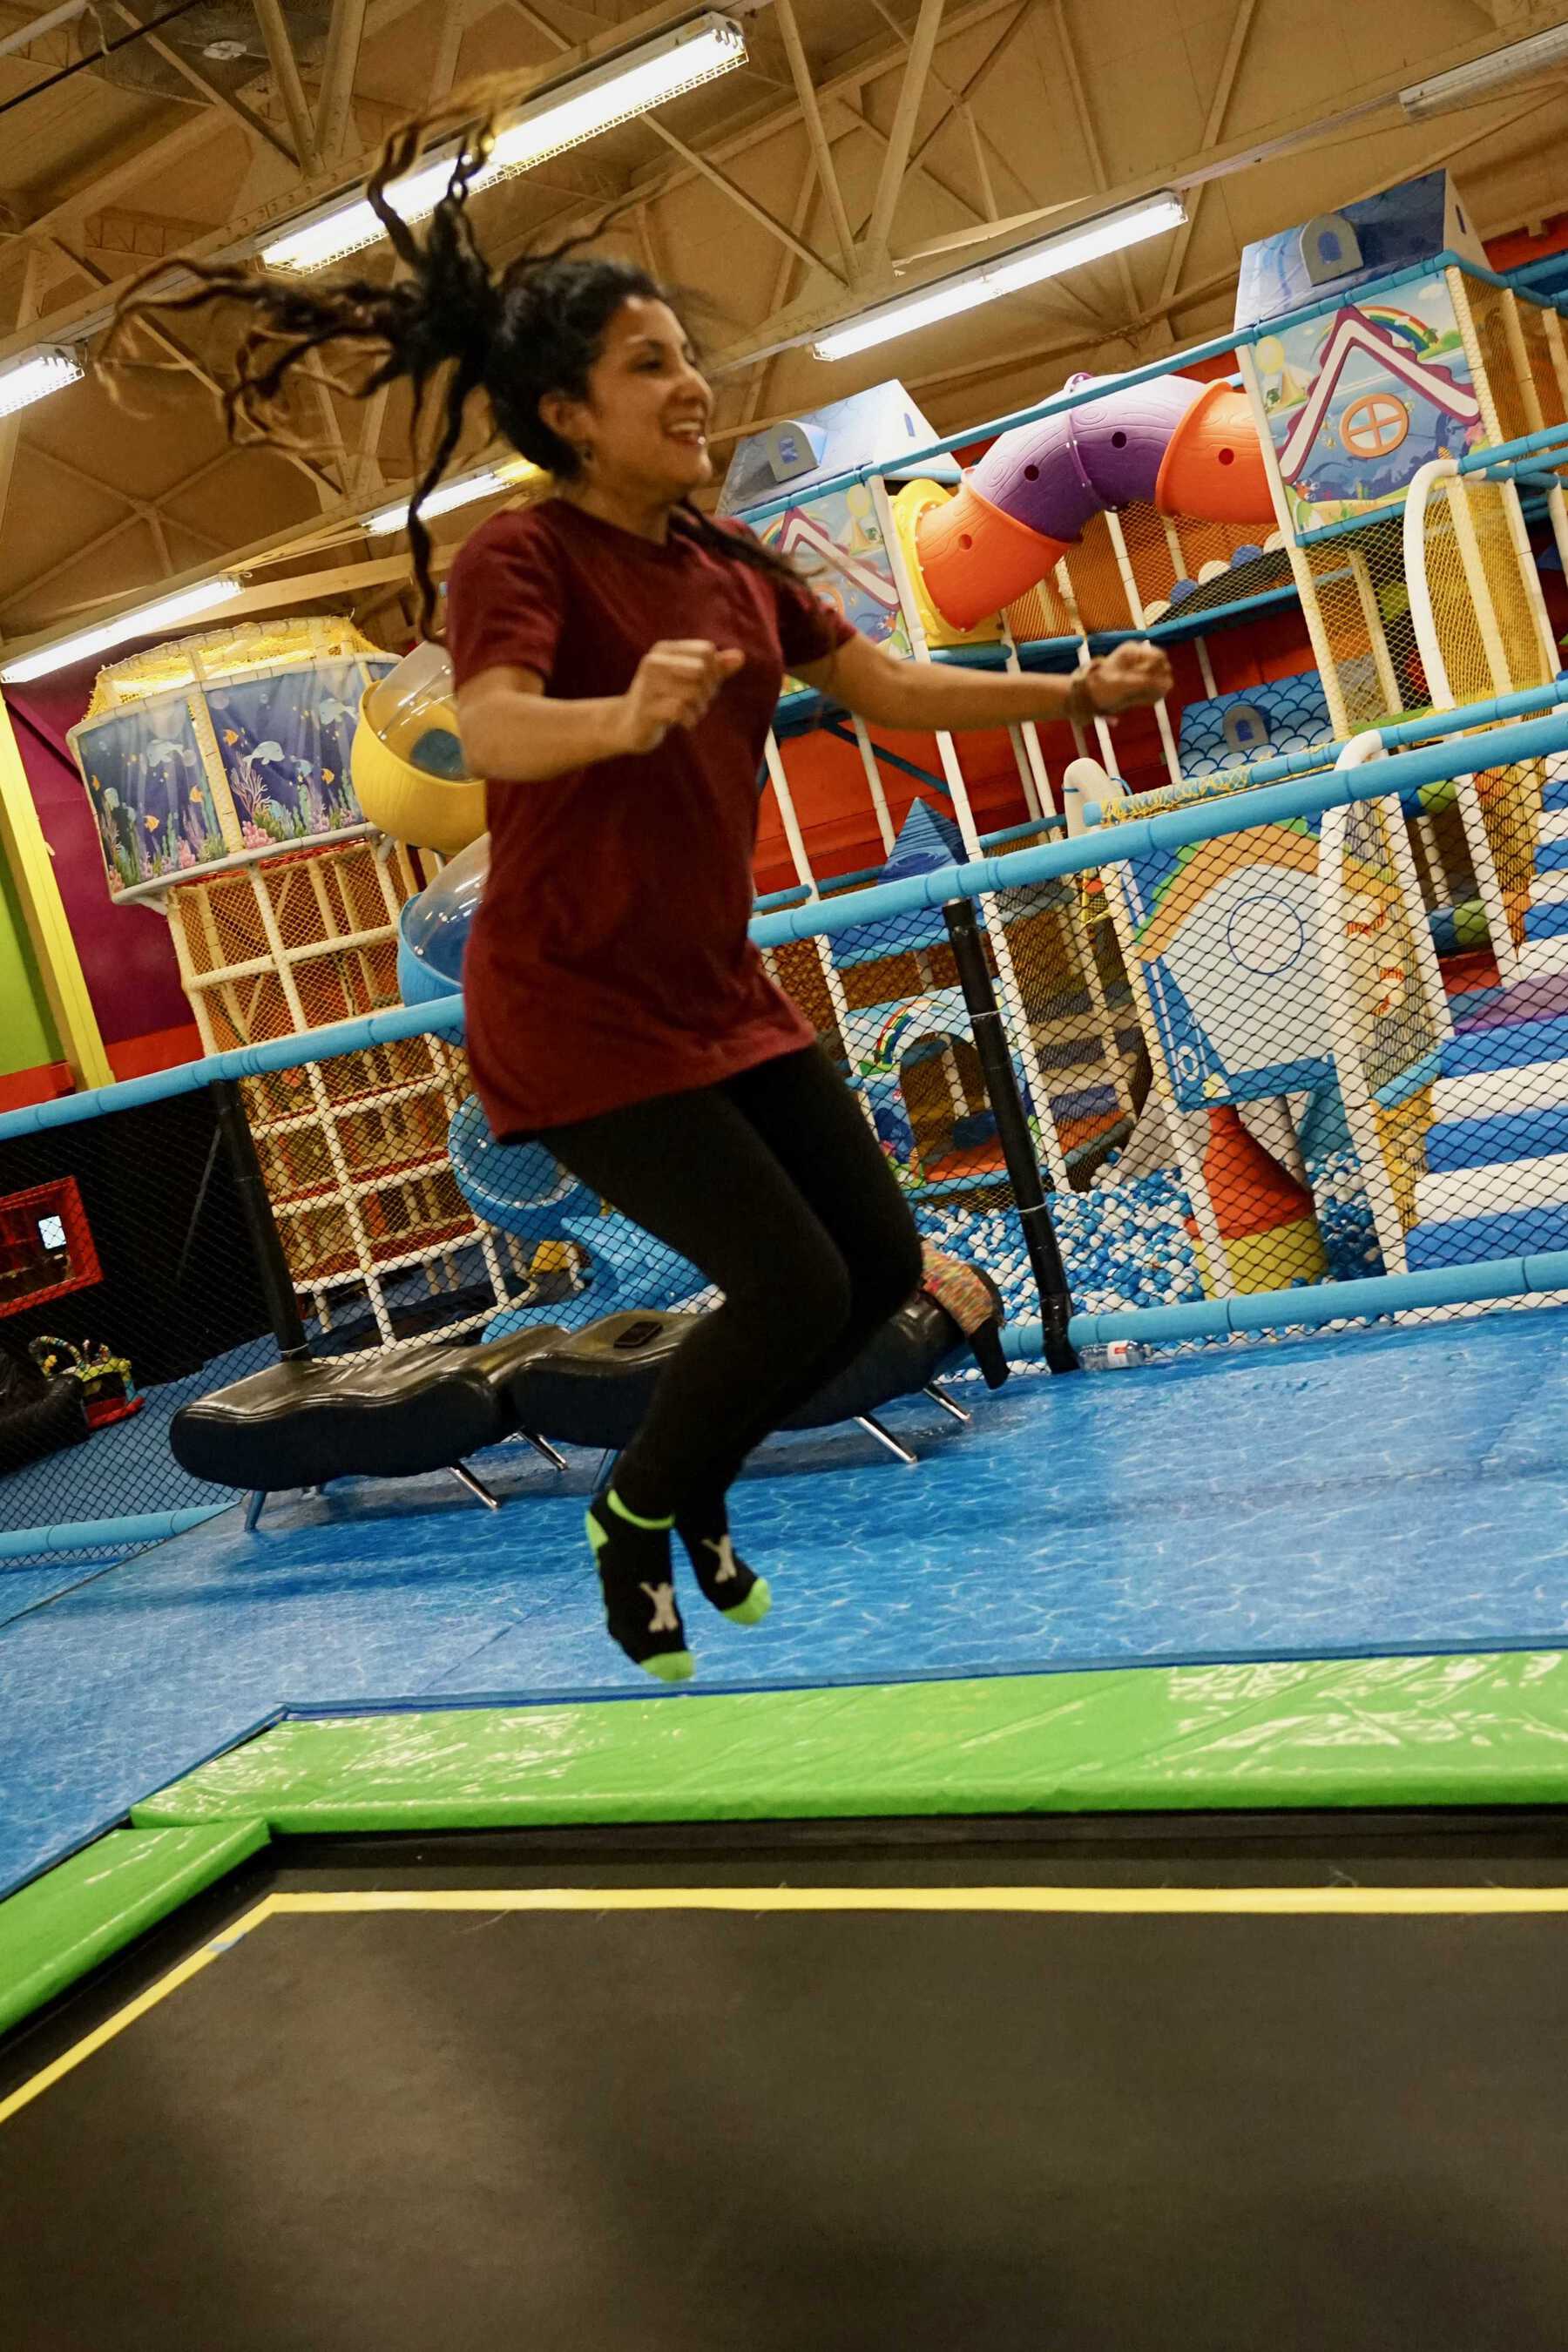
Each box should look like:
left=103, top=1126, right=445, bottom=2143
left=29, top=1334, right=142, bottom=1429
left=0, top=1328, right=88, bottom=1477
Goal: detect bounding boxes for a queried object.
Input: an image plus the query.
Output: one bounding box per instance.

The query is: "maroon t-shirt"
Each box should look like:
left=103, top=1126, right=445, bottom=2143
left=445, top=498, right=853, bottom=1139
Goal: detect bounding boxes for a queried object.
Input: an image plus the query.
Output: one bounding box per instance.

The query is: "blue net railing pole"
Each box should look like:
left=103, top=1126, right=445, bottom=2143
left=210, top=1077, right=308, bottom=1363
left=942, top=897, right=1079, bottom=1372
left=753, top=707, right=1568, bottom=956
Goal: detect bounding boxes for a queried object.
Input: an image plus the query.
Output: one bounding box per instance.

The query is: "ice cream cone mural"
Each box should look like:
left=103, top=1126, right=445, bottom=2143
left=1185, top=1105, right=1328, bottom=1294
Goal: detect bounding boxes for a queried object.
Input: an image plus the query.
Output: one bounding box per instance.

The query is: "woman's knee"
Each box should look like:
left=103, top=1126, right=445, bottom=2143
left=731, top=1235, right=854, bottom=1355
left=855, top=1218, right=924, bottom=1330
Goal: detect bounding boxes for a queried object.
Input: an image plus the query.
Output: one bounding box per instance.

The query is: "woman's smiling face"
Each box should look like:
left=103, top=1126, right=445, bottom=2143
left=541, top=296, right=713, bottom=498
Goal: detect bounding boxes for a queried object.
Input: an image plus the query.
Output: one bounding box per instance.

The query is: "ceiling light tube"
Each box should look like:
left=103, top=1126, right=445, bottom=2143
left=1400, top=23, right=1568, bottom=120
left=0, top=345, right=84, bottom=420
left=811, top=192, right=1186, bottom=363
left=0, top=576, right=243, bottom=686
left=262, top=12, right=747, bottom=274
left=362, top=461, right=537, bottom=536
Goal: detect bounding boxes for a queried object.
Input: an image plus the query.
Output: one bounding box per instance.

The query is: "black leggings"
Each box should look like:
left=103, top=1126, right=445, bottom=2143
left=542, top=1044, right=923, bottom=1517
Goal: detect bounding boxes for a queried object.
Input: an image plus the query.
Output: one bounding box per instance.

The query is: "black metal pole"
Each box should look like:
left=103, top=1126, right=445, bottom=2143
left=210, top=1078, right=310, bottom=1361
left=943, top=898, right=1080, bottom=1373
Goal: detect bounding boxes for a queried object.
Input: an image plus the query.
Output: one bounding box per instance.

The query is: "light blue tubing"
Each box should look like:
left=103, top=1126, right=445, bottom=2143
left=1028, top=1246, right=1568, bottom=1358
left=0, top=1507, right=230, bottom=1566
left=751, top=707, right=1568, bottom=953
left=0, top=994, right=465, bottom=1146
left=1458, top=421, right=1568, bottom=473
left=1485, top=470, right=1568, bottom=490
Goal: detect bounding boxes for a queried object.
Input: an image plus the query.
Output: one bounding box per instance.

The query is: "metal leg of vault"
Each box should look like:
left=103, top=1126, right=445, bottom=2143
left=857, top=1414, right=918, bottom=1466
left=244, top=1490, right=266, bottom=1532
left=517, top=1430, right=567, bottom=1472
left=923, top=1382, right=972, bottom=1425
left=450, top=1461, right=500, bottom=1511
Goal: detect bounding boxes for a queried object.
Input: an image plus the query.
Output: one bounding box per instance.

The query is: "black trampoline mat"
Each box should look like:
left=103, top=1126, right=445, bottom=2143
left=5, top=1884, right=1568, bottom=2352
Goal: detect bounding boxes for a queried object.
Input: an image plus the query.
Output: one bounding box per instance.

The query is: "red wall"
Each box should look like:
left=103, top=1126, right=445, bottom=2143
left=3, top=676, right=199, bottom=1100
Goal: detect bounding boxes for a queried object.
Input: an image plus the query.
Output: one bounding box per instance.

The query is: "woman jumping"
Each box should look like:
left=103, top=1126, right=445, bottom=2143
left=107, top=92, right=1171, bottom=1682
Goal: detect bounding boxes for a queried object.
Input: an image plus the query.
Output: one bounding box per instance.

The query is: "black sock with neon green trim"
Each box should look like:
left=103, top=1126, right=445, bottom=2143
left=585, top=1489, right=693, bottom=1683
left=674, top=1492, right=772, bottom=1627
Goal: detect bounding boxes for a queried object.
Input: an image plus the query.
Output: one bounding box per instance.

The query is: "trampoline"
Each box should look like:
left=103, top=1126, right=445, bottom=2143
left=7, top=1810, right=1568, bottom=2349
left=7, top=1808, right=1568, bottom=2351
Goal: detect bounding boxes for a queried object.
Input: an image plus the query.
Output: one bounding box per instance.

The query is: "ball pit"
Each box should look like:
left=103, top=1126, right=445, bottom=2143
left=909, top=1139, right=1382, bottom=1369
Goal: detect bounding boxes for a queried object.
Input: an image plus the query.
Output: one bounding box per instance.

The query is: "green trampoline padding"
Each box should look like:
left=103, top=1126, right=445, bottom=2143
left=0, top=1822, right=268, bottom=2039
left=10, top=1652, right=1568, bottom=2043
left=134, top=1650, right=1568, bottom=1835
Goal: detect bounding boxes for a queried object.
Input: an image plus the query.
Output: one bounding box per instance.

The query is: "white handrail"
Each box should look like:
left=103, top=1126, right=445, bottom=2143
left=1398, top=457, right=1518, bottom=978
left=1317, top=733, right=1424, bottom=1275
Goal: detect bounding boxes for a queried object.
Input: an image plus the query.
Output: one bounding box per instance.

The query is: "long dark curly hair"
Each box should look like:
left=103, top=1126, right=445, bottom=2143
left=100, top=78, right=801, bottom=639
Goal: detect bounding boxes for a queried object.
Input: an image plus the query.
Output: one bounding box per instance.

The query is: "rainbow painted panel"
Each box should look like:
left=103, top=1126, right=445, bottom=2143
left=1254, top=279, right=1484, bottom=531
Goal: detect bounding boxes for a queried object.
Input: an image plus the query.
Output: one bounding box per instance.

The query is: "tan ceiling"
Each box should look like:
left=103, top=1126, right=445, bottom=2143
left=3, top=0, right=1568, bottom=660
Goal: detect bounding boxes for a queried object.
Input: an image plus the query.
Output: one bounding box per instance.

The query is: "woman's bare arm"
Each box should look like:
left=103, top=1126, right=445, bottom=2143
left=456, top=641, right=747, bottom=781
left=794, top=632, right=1172, bottom=732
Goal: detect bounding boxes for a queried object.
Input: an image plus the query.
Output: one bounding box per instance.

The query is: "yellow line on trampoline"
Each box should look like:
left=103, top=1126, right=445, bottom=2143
left=10, top=1881, right=1568, bottom=2129
left=271, top=1884, right=1568, bottom=1918
left=0, top=1897, right=280, bottom=2130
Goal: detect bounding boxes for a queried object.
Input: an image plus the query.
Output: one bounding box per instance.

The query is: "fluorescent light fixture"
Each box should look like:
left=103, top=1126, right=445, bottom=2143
left=1401, top=22, right=1568, bottom=119
left=811, top=193, right=1186, bottom=363
left=362, top=458, right=539, bottom=536
left=0, top=345, right=84, bottom=420
left=263, top=13, right=747, bottom=273
left=0, top=576, right=243, bottom=686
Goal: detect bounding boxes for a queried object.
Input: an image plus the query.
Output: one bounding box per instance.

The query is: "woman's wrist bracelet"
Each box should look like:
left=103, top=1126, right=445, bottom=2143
left=1064, top=666, right=1100, bottom=727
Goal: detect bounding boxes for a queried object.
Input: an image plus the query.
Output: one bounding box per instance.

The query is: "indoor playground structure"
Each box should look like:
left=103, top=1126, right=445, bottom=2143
left=370, top=172, right=1568, bottom=1335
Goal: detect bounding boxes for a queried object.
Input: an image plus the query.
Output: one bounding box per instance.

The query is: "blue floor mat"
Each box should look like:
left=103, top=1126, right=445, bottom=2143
left=0, top=1551, right=134, bottom=1629
left=7, top=1307, right=1568, bottom=1896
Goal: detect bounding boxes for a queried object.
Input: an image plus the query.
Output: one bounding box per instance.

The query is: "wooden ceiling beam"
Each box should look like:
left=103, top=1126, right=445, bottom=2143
left=0, top=508, right=148, bottom=620
left=251, top=0, right=321, bottom=175
left=43, top=230, right=348, bottom=501
left=350, top=0, right=482, bottom=483
left=873, top=0, right=1028, bottom=199
left=1046, top=0, right=1136, bottom=321
left=771, top=0, right=856, bottom=280
left=26, top=434, right=230, bottom=551
left=314, top=0, right=369, bottom=166
left=624, top=0, right=1021, bottom=206
left=1155, top=0, right=1259, bottom=311
left=862, top=0, right=946, bottom=267
left=727, top=150, right=819, bottom=435
left=645, top=114, right=845, bottom=282
left=0, top=0, right=719, bottom=367
left=0, top=244, right=42, bottom=573
left=0, top=0, right=433, bottom=264
left=103, top=0, right=300, bottom=166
